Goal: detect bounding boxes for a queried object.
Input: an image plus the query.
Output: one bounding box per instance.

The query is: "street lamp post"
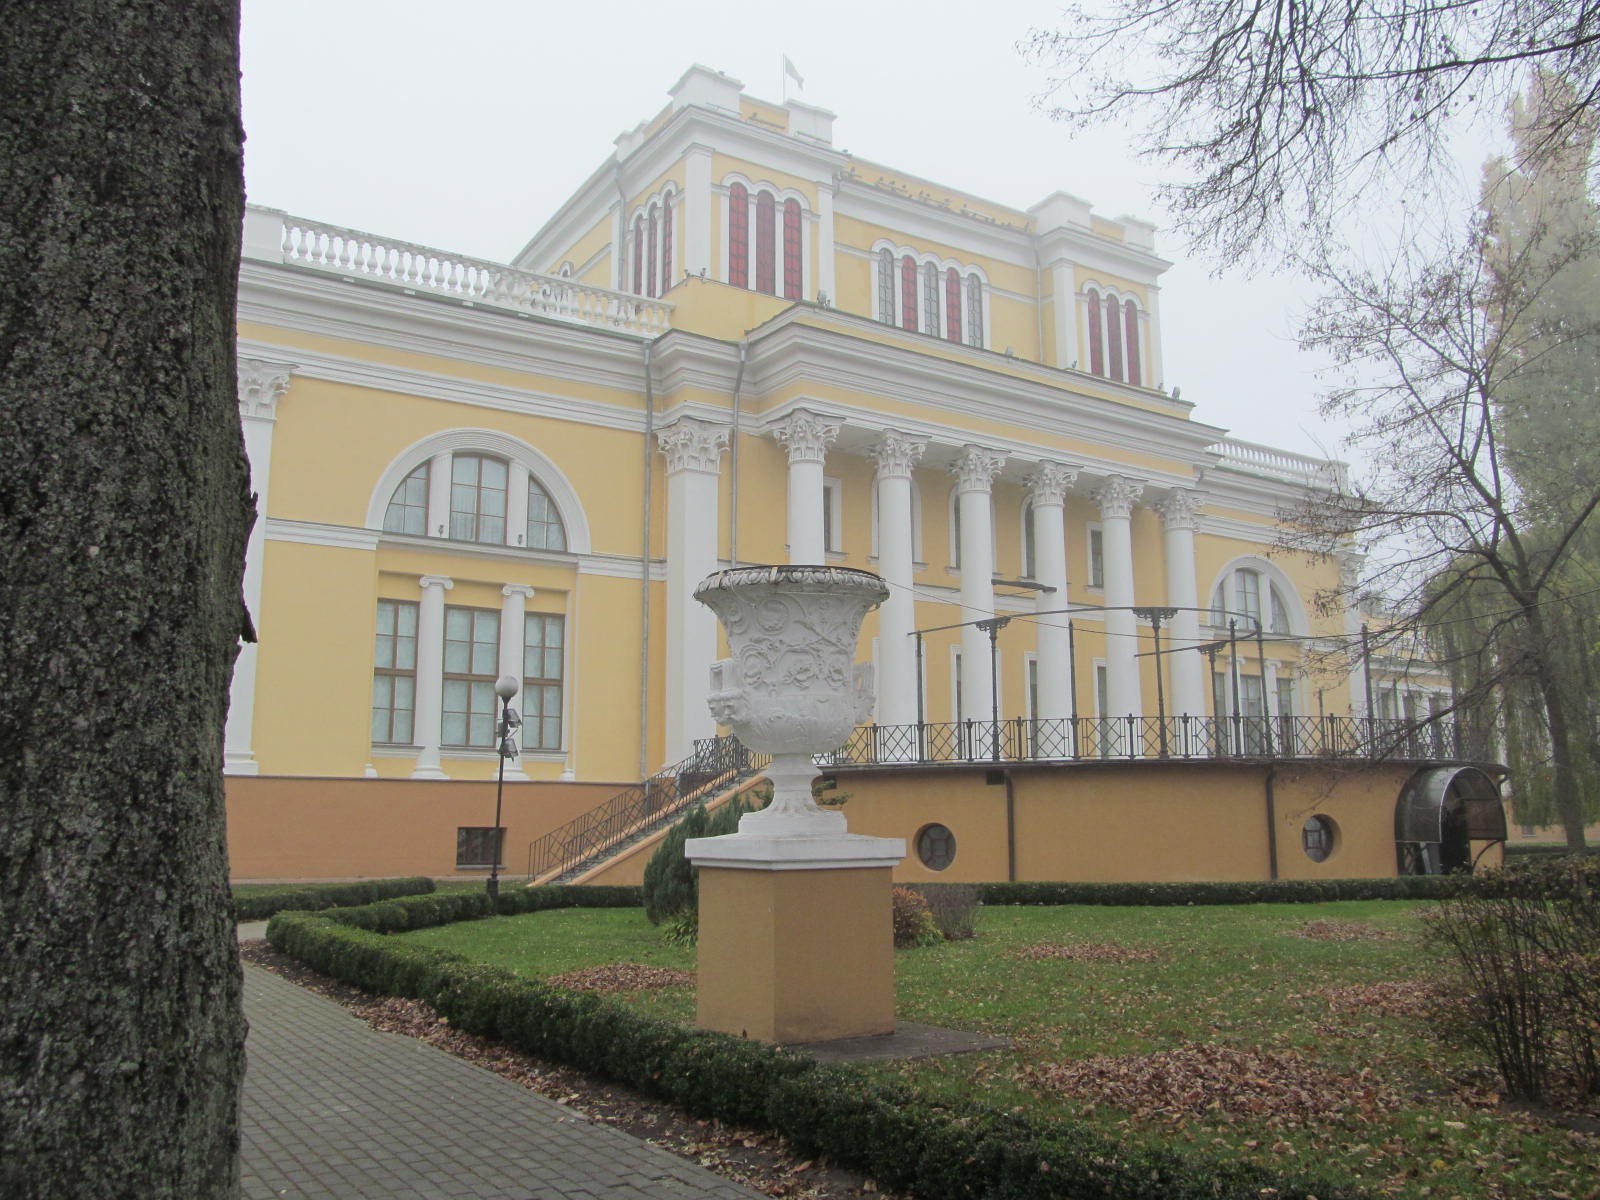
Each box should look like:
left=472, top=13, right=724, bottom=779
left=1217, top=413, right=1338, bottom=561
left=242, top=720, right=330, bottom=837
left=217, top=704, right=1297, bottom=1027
left=488, top=674, right=521, bottom=902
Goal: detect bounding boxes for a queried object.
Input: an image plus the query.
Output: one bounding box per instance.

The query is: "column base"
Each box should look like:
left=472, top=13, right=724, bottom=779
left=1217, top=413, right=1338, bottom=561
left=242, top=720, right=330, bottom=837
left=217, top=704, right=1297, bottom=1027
left=687, top=831, right=904, bottom=1044
left=223, top=752, right=259, bottom=777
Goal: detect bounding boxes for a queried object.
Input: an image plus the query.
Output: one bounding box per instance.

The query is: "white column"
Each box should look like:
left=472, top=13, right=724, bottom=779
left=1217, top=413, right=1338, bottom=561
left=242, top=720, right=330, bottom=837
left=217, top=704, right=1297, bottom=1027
left=684, top=146, right=712, bottom=277
left=1028, top=462, right=1078, bottom=724
left=499, top=584, right=535, bottom=781
left=1156, top=488, right=1206, bottom=718
left=658, top=417, right=729, bottom=765
left=870, top=432, right=927, bottom=729
left=225, top=359, right=295, bottom=775
left=1338, top=550, right=1369, bottom=717
left=816, top=180, right=836, bottom=303
left=412, top=574, right=454, bottom=779
left=1050, top=261, right=1079, bottom=370
left=774, top=410, right=840, bottom=564
left=1092, top=474, right=1145, bottom=720
left=425, top=451, right=452, bottom=539
left=953, top=446, right=1006, bottom=731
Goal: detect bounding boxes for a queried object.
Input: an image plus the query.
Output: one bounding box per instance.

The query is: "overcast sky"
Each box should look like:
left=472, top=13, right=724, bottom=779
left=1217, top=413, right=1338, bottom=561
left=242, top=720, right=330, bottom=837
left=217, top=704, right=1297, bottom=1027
left=239, top=0, right=1500, bottom=463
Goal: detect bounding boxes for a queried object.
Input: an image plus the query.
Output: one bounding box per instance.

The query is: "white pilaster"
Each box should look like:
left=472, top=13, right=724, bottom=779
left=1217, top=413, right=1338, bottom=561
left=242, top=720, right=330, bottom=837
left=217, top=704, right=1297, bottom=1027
left=1028, top=462, right=1078, bottom=725
left=499, top=584, right=535, bottom=781
left=816, top=179, right=836, bottom=302
left=226, top=358, right=296, bottom=775
left=1050, top=262, right=1079, bottom=369
left=659, top=417, right=729, bottom=765
left=426, top=451, right=452, bottom=539
left=685, top=145, right=712, bottom=277
left=1092, top=475, right=1145, bottom=720
left=413, top=574, right=454, bottom=779
left=1147, top=285, right=1165, bottom=388
left=1156, top=488, right=1206, bottom=718
left=953, top=447, right=1006, bottom=731
left=773, top=410, right=840, bottom=564
left=870, top=432, right=927, bottom=729
left=1338, top=550, right=1369, bottom=717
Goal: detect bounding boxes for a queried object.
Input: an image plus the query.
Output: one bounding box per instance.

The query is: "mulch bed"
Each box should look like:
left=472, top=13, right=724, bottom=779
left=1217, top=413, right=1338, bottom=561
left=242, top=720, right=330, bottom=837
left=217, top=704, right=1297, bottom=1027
left=240, top=940, right=896, bottom=1199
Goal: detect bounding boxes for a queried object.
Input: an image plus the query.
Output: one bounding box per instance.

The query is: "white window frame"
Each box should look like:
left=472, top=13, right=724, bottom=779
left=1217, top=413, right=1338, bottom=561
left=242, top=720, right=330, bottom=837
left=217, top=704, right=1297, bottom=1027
left=1086, top=523, right=1105, bottom=590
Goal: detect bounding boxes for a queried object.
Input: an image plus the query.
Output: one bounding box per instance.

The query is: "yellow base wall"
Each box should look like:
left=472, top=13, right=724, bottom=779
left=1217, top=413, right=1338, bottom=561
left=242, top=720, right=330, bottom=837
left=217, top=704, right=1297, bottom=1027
left=226, top=776, right=626, bottom=880
left=696, top=865, right=894, bottom=1043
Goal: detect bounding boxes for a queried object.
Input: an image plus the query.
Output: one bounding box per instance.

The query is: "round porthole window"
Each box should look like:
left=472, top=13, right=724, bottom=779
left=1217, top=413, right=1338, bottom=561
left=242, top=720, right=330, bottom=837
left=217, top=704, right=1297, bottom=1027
left=916, top=823, right=956, bottom=871
left=1302, top=815, right=1338, bottom=863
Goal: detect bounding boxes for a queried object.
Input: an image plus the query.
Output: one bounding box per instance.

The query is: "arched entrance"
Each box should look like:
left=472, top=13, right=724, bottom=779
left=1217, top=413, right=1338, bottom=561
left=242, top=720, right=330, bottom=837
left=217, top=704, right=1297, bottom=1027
left=1395, top=766, right=1507, bottom=875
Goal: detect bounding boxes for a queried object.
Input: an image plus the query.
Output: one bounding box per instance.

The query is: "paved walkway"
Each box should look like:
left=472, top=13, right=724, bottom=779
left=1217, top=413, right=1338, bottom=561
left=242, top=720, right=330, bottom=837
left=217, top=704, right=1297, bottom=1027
left=240, top=953, right=764, bottom=1199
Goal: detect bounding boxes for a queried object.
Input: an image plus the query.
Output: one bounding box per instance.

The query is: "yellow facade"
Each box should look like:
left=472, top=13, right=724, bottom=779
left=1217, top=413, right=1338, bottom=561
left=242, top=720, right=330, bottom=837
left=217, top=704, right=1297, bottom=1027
left=228, top=65, right=1490, bottom=882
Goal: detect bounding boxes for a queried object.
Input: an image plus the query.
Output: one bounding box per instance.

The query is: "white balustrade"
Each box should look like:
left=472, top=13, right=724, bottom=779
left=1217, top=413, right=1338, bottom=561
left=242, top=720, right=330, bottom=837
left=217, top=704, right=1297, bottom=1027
left=278, top=217, right=673, bottom=337
left=1211, top=438, right=1347, bottom=491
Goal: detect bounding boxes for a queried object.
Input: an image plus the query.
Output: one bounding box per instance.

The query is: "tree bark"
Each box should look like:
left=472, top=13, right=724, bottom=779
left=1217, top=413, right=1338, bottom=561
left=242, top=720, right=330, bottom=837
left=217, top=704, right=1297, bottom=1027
left=0, top=3, right=249, bottom=1197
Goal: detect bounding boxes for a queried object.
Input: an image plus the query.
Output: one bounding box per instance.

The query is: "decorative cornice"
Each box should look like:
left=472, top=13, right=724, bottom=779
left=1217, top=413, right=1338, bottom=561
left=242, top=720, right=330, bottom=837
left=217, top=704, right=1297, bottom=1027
left=1091, top=474, right=1145, bottom=520
left=1155, top=487, right=1206, bottom=532
left=237, top=357, right=296, bottom=419
left=1026, top=461, right=1080, bottom=506
left=771, top=409, right=841, bottom=465
left=657, top=417, right=730, bottom=475
left=951, top=446, right=1006, bottom=494
left=868, top=430, right=928, bottom=480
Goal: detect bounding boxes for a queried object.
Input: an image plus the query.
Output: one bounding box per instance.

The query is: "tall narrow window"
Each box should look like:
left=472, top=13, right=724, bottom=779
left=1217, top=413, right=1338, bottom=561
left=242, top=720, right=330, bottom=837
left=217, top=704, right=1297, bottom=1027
left=1124, top=299, right=1141, bottom=386
left=383, top=463, right=429, bottom=535
left=1022, top=499, right=1037, bottom=578
left=526, top=477, right=567, bottom=552
left=660, top=192, right=673, bottom=290
left=782, top=198, right=802, bottom=299
left=1269, top=584, right=1290, bottom=634
left=646, top=206, right=658, bottom=299
left=877, top=249, right=895, bottom=322
left=1088, top=527, right=1105, bottom=589
left=442, top=607, right=500, bottom=747
left=1095, top=664, right=1109, bottom=718
left=1237, top=569, right=1262, bottom=626
left=1106, top=291, right=1125, bottom=381
left=1086, top=289, right=1104, bottom=376
left=922, top=261, right=940, bottom=333
left=945, top=268, right=962, bottom=341
left=523, top=613, right=565, bottom=751
left=450, top=454, right=508, bottom=544
left=755, top=190, right=776, bottom=295
left=965, top=274, right=983, bottom=346
left=372, top=600, right=418, bottom=744
left=900, top=255, right=918, bottom=331
left=632, top=218, right=643, bottom=295
left=1276, top=676, right=1295, bottom=719
left=728, top=183, right=748, bottom=288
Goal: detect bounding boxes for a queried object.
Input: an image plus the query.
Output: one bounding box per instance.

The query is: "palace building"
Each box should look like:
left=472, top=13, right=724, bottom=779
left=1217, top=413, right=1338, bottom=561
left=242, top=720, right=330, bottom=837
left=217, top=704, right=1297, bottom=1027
left=226, top=66, right=1505, bottom=883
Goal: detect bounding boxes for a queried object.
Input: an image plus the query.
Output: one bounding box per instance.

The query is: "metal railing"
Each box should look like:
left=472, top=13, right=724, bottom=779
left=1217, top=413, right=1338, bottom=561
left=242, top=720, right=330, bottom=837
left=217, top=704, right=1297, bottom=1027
left=525, top=735, right=767, bottom=881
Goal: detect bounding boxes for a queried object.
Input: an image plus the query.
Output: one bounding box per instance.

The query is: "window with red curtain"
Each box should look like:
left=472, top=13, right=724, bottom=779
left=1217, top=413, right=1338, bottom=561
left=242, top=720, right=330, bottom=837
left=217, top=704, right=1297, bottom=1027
left=755, top=191, right=776, bottom=295
left=632, top=218, right=643, bottom=295
left=1106, top=290, right=1124, bottom=381
left=782, top=199, right=802, bottom=299
left=646, top=207, right=658, bottom=299
left=1086, top=289, right=1104, bottom=376
left=900, top=255, right=918, bottom=330
left=945, top=268, right=962, bottom=341
left=661, top=192, right=673, bottom=291
left=1124, top=299, right=1141, bottom=385
left=728, top=183, right=748, bottom=288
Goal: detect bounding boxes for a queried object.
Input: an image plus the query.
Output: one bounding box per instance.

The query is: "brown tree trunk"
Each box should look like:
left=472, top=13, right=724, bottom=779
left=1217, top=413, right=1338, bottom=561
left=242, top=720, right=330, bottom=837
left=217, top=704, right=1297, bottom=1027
left=1527, top=610, right=1589, bottom=852
left=0, top=3, right=249, bottom=1197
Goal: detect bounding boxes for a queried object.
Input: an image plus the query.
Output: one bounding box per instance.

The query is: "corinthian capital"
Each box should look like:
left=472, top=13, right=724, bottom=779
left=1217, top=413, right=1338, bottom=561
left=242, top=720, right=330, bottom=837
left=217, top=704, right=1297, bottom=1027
left=869, top=430, right=928, bottom=481
left=1155, top=487, right=1206, bottom=531
left=772, top=409, right=841, bottom=465
left=237, top=358, right=296, bottom=420
left=1026, top=461, right=1080, bottom=507
left=951, top=445, right=1006, bottom=494
left=1091, top=474, right=1145, bottom=520
left=657, top=417, right=730, bottom=475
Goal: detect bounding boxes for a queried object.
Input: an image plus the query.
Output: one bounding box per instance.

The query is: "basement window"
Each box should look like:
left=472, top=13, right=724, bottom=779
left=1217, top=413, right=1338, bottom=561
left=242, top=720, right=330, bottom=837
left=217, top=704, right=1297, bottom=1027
left=1302, top=815, right=1337, bottom=863
left=916, top=823, right=957, bottom=871
left=457, top=826, right=505, bottom=870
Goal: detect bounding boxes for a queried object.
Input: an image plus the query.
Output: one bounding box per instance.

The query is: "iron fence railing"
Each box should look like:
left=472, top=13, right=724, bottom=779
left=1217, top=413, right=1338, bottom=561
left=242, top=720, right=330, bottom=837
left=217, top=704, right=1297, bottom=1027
left=525, top=735, right=767, bottom=880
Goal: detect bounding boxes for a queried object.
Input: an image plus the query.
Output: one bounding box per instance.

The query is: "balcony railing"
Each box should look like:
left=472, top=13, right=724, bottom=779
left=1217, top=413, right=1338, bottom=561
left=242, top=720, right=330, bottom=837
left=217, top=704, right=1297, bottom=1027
left=1210, top=437, right=1348, bottom=492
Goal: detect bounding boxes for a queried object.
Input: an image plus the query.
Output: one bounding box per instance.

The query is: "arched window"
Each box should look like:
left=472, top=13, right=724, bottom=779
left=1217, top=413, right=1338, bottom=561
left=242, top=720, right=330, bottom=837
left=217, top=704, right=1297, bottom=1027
left=966, top=274, right=983, bottom=346
left=945, top=268, right=962, bottom=341
left=1124, top=298, right=1141, bottom=386
left=728, top=183, right=748, bottom=287
left=526, top=477, right=567, bottom=551
left=450, top=454, right=508, bottom=544
left=900, top=255, right=918, bottom=331
left=383, top=462, right=429, bottom=535
left=877, top=249, right=895, bottom=322
left=755, top=190, right=776, bottom=295
left=646, top=206, right=658, bottom=299
left=1021, top=498, right=1037, bottom=579
left=1086, top=289, right=1105, bottom=376
left=782, top=198, right=802, bottom=299
left=922, top=261, right=940, bottom=333
left=1106, top=292, right=1124, bottom=382
left=660, top=192, right=673, bottom=290
left=1210, top=563, right=1299, bottom=636
left=631, top=218, right=643, bottom=296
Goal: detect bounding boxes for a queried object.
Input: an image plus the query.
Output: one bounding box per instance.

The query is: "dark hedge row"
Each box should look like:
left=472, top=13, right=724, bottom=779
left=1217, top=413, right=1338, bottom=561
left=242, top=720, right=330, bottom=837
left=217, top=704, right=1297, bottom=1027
left=264, top=902, right=1366, bottom=1200
left=316, top=884, right=644, bottom=933
left=1504, top=843, right=1600, bottom=860
left=233, top=876, right=436, bottom=921
left=979, top=876, right=1468, bottom=907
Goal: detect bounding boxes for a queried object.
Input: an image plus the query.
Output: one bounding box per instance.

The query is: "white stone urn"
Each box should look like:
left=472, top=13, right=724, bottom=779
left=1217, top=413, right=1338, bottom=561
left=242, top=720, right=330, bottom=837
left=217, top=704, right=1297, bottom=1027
left=694, top=564, right=888, bottom=837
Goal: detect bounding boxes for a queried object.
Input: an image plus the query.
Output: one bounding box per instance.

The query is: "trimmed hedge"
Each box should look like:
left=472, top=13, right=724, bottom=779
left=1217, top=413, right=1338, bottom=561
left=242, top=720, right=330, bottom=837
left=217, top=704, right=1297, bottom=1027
left=980, top=876, right=1467, bottom=907
left=264, top=897, right=1368, bottom=1199
left=233, top=876, right=436, bottom=921
left=1505, top=843, right=1600, bottom=860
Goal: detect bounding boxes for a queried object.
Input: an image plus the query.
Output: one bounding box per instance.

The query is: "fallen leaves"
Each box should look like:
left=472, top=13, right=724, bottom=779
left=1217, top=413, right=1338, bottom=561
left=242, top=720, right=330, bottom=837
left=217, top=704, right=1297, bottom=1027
left=1291, top=919, right=1399, bottom=942
left=544, top=963, right=695, bottom=993
left=1303, top=979, right=1443, bottom=1018
left=1014, top=941, right=1162, bottom=964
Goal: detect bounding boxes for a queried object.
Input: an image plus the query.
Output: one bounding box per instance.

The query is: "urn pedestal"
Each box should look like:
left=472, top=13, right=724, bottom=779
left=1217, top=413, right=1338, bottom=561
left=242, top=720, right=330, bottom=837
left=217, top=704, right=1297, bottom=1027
left=685, top=565, right=905, bottom=1044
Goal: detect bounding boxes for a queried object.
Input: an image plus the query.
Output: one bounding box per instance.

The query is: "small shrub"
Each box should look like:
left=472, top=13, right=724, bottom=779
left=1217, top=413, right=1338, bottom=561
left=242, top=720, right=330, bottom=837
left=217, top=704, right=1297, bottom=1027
left=662, top=909, right=699, bottom=946
left=641, top=794, right=753, bottom=925
left=891, top=886, right=941, bottom=948
left=912, top=882, right=980, bottom=940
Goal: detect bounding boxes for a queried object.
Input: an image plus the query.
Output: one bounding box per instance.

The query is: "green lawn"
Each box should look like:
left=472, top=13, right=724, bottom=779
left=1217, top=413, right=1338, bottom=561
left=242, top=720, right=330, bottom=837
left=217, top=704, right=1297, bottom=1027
left=397, top=902, right=1599, bottom=1199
